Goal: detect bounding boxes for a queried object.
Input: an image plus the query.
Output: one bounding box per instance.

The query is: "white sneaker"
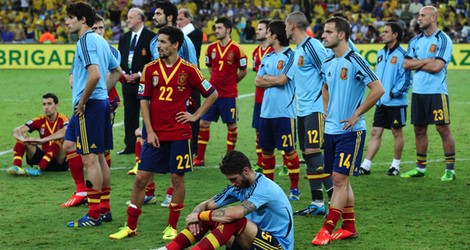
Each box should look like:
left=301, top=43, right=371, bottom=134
left=160, top=194, right=172, bottom=207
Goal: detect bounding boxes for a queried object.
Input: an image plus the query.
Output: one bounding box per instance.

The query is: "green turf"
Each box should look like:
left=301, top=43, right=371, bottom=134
left=0, top=69, right=470, bottom=249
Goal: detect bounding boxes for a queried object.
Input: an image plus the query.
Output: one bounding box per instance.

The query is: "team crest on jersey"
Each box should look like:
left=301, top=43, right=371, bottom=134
left=211, top=49, right=216, bottom=59
left=391, top=56, right=398, bottom=64
left=141, top=48, right=147, bottom=56
left=152, top=76, right=158, bottom=86
left=429, top=44, right=437, bottom=53
left=340, top=67, right=348, bottom=80
left=138, top=83, right=145, bottom=95
left=40, top=127, right=45, bottom=136
left=277, top=60, right=284, bottom=70
left=298, top=56, right=304, bottom=66
left=377, top=55, right=383, bottom=64
left=227, top=51, right=235, bottom=64
left=177, top=73, right=188, bottom=91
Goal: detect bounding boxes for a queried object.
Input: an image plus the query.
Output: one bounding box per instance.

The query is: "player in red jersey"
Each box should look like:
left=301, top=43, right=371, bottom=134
left=193, top=17, right=247, bottom=166
left=7, top=93, right=69, bottom=176
left=251, top=19, right=274, bottom=171
left=109, top=26, right=218, bottom=240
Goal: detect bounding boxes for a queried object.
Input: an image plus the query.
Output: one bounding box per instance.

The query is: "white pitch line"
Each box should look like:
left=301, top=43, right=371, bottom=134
left=0, top=93, right=255, bottom=157
left=1, top=158, right=469, bottom=172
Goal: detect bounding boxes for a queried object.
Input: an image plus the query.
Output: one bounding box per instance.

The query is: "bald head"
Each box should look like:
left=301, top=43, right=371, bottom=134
left=417, top=6, right=438, bottom=33
left=286, top=11, right=309, bottom=31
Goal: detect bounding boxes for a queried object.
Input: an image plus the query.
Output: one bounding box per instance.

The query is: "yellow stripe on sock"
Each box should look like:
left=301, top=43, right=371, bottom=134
left=181, top=229, right=196, bottom=244
left=206, top=233, right=221, bottom=249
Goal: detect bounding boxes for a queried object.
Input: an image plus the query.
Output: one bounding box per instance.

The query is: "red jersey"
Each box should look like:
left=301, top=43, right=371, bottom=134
left=138, top=58, right=216, bottom=141
left=205, top=39, right=247, bottom=98
left=252, top=44, right=274, bottom=104
left=25, top=113, right=69, bottom=151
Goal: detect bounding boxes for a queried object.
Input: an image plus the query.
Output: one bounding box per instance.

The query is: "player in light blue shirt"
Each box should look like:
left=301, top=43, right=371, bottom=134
left=255, top=20, right=301, bottom=200
left=64, top=1, right=122, bottom=228
left=360, top=22, right=412, bottom=176
left=159, top=151, right=294, bottom=250
left=286, top=11, right=333, bottom=216
left=312, top=16, right=383, bottom=246
left=150, top=1, right=197, bottom=64
left=402, top=6, right=456, bottom=181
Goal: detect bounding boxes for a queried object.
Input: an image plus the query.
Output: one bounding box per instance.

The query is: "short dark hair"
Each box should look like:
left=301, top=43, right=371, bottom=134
left=158, top=26, right=184, bottom=50
left=66, top=1, right=96, bottom=27
left=325, top=16, right=351, bottom=41
left=268, top=20, right=289, bottom=46
left=43, top=93, right=59, bottom=104
left=215, top=17, right=232, bottom=33
left=385, top=22, right=403, bottom=42
left=258, top=19, right=271, bottom=28
left=286, top=11, right=309, bottom=31
left=155, top=0, right=178, bottom=26
left=95, top=14, right=104, bottom=23
left=219, top=150, right=252, bottom=175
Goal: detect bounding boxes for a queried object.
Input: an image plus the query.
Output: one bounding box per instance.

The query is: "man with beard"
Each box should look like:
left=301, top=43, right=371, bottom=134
left=250, top=19, right=273, bottom=172
left=312, top=16, right=383, bottom=245
left=127, top=0, right=199, bottom=209
left=109, top=26, right=217, bottom=241
left=193, top=17, right=247, bottom=167
left=156, top=150, right=294, bottom=250
left=401, top=6, right=456, bottom=181
left=285, top=11, right=332, bottom=209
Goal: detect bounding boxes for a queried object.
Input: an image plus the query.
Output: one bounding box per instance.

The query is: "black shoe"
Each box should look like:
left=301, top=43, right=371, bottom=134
left=116, top=149, right=134, bottom=155
left=358, top=167, right=370, bottom=175
left=385, top=167, right=400, bottom=176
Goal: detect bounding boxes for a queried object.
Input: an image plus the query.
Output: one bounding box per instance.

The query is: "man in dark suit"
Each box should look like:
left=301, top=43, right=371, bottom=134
left=177, top=8, right=203, bottom=154
left=117, top=7, right=156, bottom=155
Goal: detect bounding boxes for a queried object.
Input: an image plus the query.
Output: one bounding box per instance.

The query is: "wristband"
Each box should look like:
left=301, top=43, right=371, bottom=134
left=198, top=211, right=213, bottom=221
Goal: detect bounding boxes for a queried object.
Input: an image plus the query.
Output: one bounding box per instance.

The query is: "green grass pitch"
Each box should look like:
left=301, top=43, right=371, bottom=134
left=0, top=69, right=470, bottom=249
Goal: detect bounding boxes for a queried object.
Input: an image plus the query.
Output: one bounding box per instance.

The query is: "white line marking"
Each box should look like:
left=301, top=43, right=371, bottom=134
left=0, top=93, right=255, bottom=157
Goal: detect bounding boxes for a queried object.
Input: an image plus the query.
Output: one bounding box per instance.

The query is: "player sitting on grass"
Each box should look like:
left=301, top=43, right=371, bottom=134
left=7, top=93, right=69, bottom=176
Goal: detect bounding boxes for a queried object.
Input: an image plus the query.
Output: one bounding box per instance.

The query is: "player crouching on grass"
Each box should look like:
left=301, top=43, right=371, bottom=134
left=7, top=93, right=69, bottom=176
left=154, top=150, right=294, bottom=250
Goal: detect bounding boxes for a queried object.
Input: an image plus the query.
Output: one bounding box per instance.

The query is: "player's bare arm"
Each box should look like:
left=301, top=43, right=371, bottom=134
left=106, top=66, right=123, bottom=90
left=237, top=69, right=247, bottom=82
left=322, top=84, right=329, bottom=120
left=403, top=57, right=430, bottom=70
left=24, top=126, right=67, bottom=144
left=255, top=75, right=272, bottom=88
left=140, top=99, right=160, bottom=148
left=341, top=80, right=384, bottom=130
left=75, top=64, right=100, bottom=116
left=419, top=58, right=446, bottom=73
left=262, top=74, right=288, bottom=86
left=12, top=125, right=30, bottom=142
left=178, top=89, right=218, bottom=124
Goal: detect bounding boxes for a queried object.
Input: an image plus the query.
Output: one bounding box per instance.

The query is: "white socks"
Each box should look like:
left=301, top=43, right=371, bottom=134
left=360, top=159, right=372, bottom=171
left=391, top=159, right=401, bottom=170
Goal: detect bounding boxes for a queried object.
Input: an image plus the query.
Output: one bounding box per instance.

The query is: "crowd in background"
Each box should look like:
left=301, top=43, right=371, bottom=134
left=1, top=0, right=469, bottom=44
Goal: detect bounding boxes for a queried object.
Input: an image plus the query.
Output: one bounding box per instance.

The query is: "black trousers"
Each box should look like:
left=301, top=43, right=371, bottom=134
left=122, top=83, right=140, bottom=152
